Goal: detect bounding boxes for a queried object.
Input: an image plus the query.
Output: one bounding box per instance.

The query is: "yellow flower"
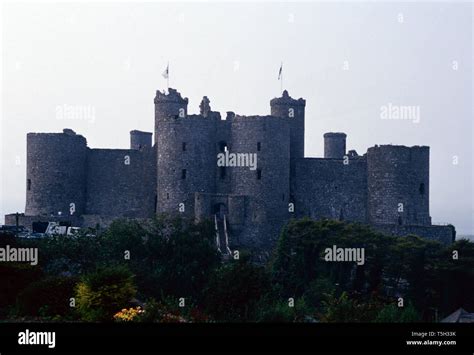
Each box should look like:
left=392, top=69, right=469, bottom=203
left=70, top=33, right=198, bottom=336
left=113, top=306, right=145, bottom=322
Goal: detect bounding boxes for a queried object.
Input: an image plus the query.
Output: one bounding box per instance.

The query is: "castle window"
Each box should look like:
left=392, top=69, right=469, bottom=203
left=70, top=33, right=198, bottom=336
left=181, top=169, right=187, bottom=179
left=419, top=183, right=425, bottom=195
left=166, top=193, right=170, bottom=200
left=257, top=142, right=261, bottom=151
left=339, top=208, right=344, bottom=221
left=398, top=216, right=403, bottom=225
left=27, top=179, right=31, bottom=191
left=257, top=169, right=262, bottom=180
left=220, top=166, right=226, bottom=179
left=182, top=142, right=187, bottom=151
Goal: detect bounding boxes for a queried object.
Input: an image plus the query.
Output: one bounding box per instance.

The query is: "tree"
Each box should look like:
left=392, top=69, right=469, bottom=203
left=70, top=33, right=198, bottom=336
left=139, top=215, right=220, bottom=302
left=16, top=276, right=78, bottom=319
left=204, top=259, right=271, bottom=322
left=270, top=219, right=390, bottom=299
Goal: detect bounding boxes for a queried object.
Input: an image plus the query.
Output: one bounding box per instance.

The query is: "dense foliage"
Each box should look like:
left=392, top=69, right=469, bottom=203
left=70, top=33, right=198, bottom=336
left=0, top=216, right=472, bottom=322
left=76, top=266, right=136, bottom=322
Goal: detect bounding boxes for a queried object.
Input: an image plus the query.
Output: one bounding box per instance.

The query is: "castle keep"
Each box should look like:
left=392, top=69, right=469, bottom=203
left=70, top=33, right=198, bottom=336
left=6, top=88, right=455, bottom=253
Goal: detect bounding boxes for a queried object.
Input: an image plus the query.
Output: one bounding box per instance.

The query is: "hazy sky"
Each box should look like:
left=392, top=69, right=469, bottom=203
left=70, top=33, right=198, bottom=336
left=1, top=1, right=472, bottom=234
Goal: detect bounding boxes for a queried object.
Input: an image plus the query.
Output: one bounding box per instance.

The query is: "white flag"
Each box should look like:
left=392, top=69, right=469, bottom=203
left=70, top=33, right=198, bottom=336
left=162, top=64, right=169, bottom=79
left=278, top=63, right=282, bottom=80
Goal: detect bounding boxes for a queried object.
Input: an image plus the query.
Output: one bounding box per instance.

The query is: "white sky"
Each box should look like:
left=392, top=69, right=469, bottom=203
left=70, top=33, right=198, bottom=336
left=1, top=1, right=473, bottom=234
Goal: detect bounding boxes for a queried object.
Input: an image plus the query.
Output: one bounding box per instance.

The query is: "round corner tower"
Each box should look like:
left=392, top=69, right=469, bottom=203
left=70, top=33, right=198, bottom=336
left=324, top=132, right=347, bottom=159
left=154, top=89, right=216, bottom=217
left=270, top=90, right=306, bottom=161
left=154, top=88, right=189, bottom=144
left=25, top=129, right=87, bottom=217
left=367, top=145, right=430, bottom=226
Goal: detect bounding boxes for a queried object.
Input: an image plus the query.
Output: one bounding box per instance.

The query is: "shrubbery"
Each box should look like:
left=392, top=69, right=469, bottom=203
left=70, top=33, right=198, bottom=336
left=375, top=303, right=420, bottom=323
left=270, top=218, right=474, bottom=321
left=16, top=276, right=77, bottom=319
left=1, top=217, right=473, bottom=323
left=0, top=263, right=43, bottom=315
left=204, top=259, right=271, bottom=322
left=75, top=265, right=136, bottom=322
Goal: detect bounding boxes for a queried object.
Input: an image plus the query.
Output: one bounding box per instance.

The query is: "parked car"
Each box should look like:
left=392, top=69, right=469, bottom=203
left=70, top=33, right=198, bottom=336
left=0, top=225, right=29, bottom=237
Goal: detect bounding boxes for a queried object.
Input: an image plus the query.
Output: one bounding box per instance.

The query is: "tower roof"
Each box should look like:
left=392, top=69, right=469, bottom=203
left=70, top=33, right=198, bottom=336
left=154, top=88, right=189, bottom=104
left=270, top=90, right=306, bottom=106
left=324, top=132, right=347, bottom=138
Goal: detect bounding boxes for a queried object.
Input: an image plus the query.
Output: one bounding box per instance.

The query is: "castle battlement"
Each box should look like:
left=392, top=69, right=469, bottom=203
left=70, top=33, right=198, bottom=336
left=269, top=89, right=306, bottom=106
left=154, top=88, right=189, bottom=104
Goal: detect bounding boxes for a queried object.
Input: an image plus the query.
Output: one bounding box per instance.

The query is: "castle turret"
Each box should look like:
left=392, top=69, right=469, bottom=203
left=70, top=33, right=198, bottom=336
left=154, top=88, right=188, bottom=144
left=130, top=130, right=152, bottom=150
left=154, top=90, right=216, bottom=217
left=324, top=132, right=347, bottom=159
left=367, top=145, right=430, bottom=226
left=230, top=115, right=291, bottom=249
left=25, top=129, right=87, bottom=217
left=270, top=90, right=306, bottom=161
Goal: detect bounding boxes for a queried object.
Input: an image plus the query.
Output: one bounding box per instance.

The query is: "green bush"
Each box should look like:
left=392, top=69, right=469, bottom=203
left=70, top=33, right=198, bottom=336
left=204, top=259, right=271, bottom=322
left=0, top=263, right=43, bottom=316
left=375, top=303, right=420, bottom=323
left=75, top=266, right=136, bottom=322
left=136, top=297, right=211, bottom=323
left=303, top=277, right=338, bottom=311
left=16, top=276, right=77, bottom=319
left=321, top=292, right=382, bottom=322
left=19, top=233, right=103, bottom=276
left=256, top=297, right=312, bottom=322
left=139, top=215, right=220, bottom=301
left=101, top=219, right=146, bottom=261
left=269, top=218, right=471, bottom=321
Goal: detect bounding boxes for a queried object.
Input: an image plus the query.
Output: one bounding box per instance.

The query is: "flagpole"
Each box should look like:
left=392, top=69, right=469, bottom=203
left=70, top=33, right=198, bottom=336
left=281, top=69, right=283, bottom=94
left=280, top=62, right=283, bottom=95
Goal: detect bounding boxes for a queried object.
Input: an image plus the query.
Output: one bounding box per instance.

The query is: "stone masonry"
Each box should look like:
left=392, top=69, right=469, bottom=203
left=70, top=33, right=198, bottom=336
left=5, top=88, right=455, bottom=254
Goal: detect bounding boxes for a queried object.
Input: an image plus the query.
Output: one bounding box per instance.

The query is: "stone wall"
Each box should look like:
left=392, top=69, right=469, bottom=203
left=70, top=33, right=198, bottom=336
left=293, top=156, right=368, bottom=223
left=367, top=145, right=430, bottom=226
left=372, top=224, right=455, bottom=245
left=324, top=132, right=347, bottom=159
left=130, top=130, right=152, bottom=150
left=85, top=147, right=156, bottom=217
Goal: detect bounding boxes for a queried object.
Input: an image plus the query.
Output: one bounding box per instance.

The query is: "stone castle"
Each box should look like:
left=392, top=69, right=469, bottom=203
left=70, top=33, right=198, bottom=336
left=6, top=88, right=455, bottom=254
